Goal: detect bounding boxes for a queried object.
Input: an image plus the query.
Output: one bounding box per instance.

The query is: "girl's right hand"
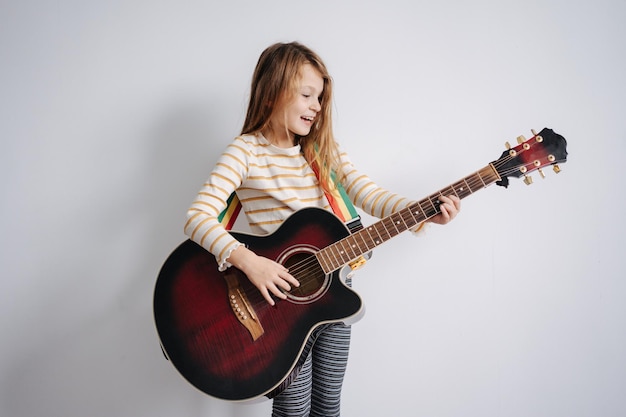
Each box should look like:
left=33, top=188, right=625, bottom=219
left=227, top=245, right=300, bottom=306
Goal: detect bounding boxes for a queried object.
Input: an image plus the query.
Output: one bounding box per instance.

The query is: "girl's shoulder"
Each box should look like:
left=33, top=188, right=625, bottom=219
left=223, top=134, right=265, bottom=157
left=235, top=133, right=303, bottom=157
left=232, top=133, right=272, bottom=150
left=229, top=133, right=257, bottom=147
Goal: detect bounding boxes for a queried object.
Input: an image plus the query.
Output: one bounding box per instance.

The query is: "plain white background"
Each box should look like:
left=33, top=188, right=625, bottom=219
left=2, top=1, right=625, bottom=416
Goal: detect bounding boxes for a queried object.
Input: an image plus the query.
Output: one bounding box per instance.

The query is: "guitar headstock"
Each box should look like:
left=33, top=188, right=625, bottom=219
left=493, top=128, right=568, bottom=188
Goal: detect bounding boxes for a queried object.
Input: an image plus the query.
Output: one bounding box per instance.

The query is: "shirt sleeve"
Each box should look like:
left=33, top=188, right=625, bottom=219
left=184, top=137, right=250, bottom=270
left=338, top=151, right=428, bottom=234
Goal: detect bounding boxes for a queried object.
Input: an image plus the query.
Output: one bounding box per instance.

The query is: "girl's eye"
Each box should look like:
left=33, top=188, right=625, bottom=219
left=302, top=94, right=310, bottom=98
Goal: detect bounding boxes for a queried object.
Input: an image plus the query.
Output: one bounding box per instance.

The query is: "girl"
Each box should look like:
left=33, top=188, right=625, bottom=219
left=184, top=42, right=460, bottom=417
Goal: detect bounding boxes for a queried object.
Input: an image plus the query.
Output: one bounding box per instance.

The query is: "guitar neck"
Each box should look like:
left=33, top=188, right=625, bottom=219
left=316, top=164, right=501, bottom=273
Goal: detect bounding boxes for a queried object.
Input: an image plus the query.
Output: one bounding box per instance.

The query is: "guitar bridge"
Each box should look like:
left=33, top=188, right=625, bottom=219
left=223, top=270, right=264, bottom=341
left=348, top=255, right=367, bottom=271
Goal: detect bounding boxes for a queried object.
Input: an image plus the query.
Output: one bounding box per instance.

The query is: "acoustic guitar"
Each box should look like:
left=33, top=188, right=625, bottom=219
left=153, top=127, right=568, bottom=402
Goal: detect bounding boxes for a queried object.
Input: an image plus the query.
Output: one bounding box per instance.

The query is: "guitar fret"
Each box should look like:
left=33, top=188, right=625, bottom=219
left=388, top=212, right=403, bottom=234
left=325, top=248, right=336, bottom=271
left=317, top=248, right=331, bottom=273
left=362, top=226, right=374, bottom=248
left=461, top=178, right=473, bottom=195
left=476, top=170, right=488, bottom=188
left=328, top=243, right=342, bottom=269
left=469, top=178, right=483, bottom=192
left=414, top=202, right=426, bottom=221
left=338, top=239, right=353, bottom=260
left=420, top=197, right=436, bottom=218
left=391, top=210, right=409, bottom=233
left=465, top=174, right=478, bottom=190
left=448, top=184, right=460, bottom=199
left=381, top=216, right=400, bottom=238
left=334, top=243, right=346, bottom=270
left=346, top=235, right=360, bottom=257
left=428, top=194, right=443, bottom=216
left=356, top=229, right=372, bottom=252
left=428, top=197, right=437, bottom=216
left=402, top=207, right=419, bottom=229
left=342, top=238, right=358, bottom=262
left=333, top=241, right=346, bottom=265
left=366, top=229, right=377, bottom=246
left=368, top=227, right=380, bottom=246
left=377, top=222, right=389, bottom=241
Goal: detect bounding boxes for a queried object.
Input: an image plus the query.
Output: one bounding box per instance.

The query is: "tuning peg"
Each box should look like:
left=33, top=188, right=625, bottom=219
left=505, top=141, right=511, bottom=150
left=538, top=168, right=546, bottom=178
left=517, top=135, right=526, bottom=144
left=531, top=129, right=537, bottom=136
left=524, top=175, right=533, bottom=185
left=553, top=164, right=561, bottom=174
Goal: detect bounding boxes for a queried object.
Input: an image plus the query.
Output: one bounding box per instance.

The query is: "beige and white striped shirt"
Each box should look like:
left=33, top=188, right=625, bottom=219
left=185, top=133, right=413, bottom=270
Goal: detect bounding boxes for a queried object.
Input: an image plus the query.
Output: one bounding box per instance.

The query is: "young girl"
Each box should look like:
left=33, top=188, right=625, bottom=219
left=184, top=42, right=460, bottom=417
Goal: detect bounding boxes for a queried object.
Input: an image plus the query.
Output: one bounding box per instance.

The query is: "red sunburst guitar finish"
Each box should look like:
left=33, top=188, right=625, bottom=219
left=154, top=208, right=362, bottom=401
left=153, top=128, right=568, bottom=402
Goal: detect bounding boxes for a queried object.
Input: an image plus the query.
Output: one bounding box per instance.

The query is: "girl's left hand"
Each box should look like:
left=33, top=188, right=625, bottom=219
left=428, top=195, right=461, bottom=225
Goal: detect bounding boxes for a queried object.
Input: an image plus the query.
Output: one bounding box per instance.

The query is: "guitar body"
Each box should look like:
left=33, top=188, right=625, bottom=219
left=154, top=207, right=364, bottom=402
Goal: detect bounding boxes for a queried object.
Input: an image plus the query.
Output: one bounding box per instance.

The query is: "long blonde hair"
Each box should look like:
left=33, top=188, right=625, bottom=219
left=241, top=42, right=340, bottom=193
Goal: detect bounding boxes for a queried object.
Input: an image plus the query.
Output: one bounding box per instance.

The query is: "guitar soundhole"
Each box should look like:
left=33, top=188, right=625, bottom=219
left=277, top=245, right=330, bottom=304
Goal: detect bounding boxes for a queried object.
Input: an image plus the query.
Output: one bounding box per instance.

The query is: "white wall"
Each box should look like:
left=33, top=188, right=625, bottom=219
left=2, top=1, right=625, bottom=416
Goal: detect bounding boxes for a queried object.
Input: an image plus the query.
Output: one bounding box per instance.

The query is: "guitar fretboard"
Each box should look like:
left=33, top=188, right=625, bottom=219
left=315, top=164, right=500, bottom=274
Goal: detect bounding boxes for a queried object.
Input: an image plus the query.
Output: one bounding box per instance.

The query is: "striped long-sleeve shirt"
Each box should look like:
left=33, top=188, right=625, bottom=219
left=185, top=133, right=414, bottom=270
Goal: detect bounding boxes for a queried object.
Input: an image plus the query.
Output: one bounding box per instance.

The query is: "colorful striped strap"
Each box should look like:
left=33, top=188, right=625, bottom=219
left=313, top=167, right=360, bottom=223
left=217, top=191, right=243, bottom=230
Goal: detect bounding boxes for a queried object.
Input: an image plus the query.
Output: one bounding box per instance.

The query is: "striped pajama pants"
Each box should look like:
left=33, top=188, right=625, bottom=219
left=271, top=322, right=352, bottom=417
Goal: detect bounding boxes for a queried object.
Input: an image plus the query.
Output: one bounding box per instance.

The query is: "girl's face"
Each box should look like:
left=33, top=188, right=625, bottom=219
left=267, top=63, right=323, bottom=147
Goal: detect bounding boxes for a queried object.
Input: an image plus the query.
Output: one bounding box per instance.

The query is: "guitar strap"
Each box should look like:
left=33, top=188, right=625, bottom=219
left=217, top=191, right=244, bottom=231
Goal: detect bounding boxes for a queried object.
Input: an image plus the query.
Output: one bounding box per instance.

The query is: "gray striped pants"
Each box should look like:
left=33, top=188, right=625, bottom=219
left=271, top=322, right=352, bottom=417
